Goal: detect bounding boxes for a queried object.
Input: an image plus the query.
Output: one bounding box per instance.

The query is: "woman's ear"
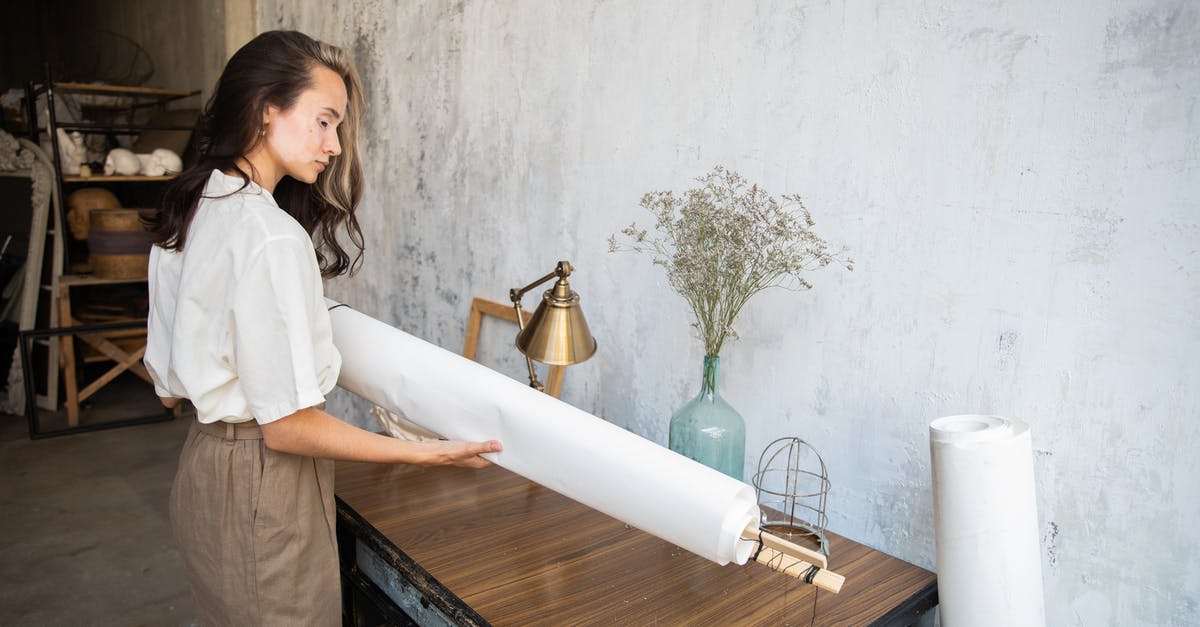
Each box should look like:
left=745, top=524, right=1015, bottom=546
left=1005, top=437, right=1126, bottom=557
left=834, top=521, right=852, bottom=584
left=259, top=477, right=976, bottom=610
left=262, top=105, right=278, bottom=127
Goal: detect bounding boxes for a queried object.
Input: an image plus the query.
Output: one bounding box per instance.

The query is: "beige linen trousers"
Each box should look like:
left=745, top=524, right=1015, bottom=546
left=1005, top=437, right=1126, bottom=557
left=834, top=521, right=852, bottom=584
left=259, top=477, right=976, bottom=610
left=170, top=420, right=340, bottom=626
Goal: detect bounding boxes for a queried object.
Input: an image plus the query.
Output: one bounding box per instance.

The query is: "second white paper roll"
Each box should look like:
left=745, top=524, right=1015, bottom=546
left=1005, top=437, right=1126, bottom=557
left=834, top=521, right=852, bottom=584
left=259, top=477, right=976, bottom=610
left=329, top=303, right=759, bottom=566
left=930, top=414, right=1045, bottom=627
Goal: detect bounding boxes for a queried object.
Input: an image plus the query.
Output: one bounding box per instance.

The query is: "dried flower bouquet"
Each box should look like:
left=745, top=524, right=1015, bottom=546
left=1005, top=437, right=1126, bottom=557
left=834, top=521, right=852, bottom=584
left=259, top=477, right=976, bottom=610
left=610, top=166, right=852, bottom=357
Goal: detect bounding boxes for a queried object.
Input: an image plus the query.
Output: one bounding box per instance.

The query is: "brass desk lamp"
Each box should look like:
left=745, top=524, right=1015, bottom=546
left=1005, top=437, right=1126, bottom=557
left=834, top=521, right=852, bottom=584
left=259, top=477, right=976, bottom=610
left=509, top=260, right=597, bottom=391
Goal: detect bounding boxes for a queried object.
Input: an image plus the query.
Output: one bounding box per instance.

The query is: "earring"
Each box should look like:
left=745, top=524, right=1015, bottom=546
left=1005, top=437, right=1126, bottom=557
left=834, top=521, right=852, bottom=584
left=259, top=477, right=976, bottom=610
left=259, top=127, right=266, bottom=137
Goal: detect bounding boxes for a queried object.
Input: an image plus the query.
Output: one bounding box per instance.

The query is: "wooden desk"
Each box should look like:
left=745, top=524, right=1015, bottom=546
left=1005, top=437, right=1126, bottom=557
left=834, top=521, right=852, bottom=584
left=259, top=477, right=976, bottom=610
left=335, top=461, right=937, bottom=626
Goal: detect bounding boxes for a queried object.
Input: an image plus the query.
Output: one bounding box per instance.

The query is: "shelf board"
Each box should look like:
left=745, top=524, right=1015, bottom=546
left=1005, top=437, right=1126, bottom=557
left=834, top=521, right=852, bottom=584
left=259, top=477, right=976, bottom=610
left=63, top=175, right=174, bottom=183
left=56, top=122, right=196, bottom=133
left=59, top=273, right=149, bottom=288
left=52, top=82, right=199, bottom=99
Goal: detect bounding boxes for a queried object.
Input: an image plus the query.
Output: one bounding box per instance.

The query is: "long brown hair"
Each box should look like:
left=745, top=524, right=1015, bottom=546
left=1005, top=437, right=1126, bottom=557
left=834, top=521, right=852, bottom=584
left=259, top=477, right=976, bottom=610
left=148, top=30, right=365, bottom=277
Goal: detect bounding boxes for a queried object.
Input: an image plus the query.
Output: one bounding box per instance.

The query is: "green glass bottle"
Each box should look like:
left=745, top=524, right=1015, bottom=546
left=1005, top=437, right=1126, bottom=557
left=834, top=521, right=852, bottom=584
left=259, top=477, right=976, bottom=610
left=668, top=356, right=746, bottom=480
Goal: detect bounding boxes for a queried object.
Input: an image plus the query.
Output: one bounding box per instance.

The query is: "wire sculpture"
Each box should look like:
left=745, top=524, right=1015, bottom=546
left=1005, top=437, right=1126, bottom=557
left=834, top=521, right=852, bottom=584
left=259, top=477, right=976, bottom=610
left=752, top=436, right=831, bottom=556
left=70, top=30, right=155, bottom=87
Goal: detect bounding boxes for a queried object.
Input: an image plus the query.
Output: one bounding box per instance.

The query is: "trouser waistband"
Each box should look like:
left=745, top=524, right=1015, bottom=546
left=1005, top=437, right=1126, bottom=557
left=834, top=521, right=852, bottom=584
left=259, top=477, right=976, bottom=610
left=195, top=419, right=263, bottom=440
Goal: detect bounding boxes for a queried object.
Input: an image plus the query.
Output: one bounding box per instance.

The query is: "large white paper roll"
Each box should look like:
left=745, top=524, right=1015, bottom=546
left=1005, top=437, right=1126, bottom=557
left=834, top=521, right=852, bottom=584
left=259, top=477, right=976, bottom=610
left=330, top=303, right=758, bottom=566
left=930, top=415, right=1045, bottom=627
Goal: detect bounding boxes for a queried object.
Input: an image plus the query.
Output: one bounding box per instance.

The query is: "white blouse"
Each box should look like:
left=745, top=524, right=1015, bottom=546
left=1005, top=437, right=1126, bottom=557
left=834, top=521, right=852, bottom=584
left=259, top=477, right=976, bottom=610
left=145, top=169, right=341, bottom=425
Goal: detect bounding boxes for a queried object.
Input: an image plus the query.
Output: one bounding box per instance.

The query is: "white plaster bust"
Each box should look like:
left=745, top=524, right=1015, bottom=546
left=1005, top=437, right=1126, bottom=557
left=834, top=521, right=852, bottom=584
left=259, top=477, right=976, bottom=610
left=56, top=129, right=86, bottom=175
left=133, top=148, right=183, bottom=176
left=151, top=148, right=182, bottom=175
left=104, top=148, right=140, bottom=176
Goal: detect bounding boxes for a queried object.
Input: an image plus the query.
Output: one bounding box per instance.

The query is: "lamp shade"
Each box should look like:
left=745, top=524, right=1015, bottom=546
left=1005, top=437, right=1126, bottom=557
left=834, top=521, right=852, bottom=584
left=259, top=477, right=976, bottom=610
left=516, top=279, right=597, bottom=366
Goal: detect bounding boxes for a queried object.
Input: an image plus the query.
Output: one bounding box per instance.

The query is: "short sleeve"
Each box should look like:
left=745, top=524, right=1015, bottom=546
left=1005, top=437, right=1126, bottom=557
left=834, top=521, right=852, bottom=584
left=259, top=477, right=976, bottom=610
left=232, top=236, right=331, bottom=424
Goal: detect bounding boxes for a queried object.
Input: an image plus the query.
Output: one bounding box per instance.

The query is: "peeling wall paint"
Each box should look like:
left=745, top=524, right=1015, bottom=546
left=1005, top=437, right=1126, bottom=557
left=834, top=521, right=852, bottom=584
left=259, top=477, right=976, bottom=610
left=261, top=1, right=1200, bottom=624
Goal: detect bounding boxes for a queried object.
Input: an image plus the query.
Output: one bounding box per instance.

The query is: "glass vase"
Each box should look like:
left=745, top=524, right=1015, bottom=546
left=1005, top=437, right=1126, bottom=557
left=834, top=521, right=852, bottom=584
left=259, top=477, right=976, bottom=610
left=668, top=356, right=746, bottom=480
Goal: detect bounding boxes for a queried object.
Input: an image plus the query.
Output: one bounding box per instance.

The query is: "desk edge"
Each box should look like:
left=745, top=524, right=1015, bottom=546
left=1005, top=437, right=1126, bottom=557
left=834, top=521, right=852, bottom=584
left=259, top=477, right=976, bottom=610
left=868, top=579, right=939, bottom=627
left=336, top=495, right=491, bottom=627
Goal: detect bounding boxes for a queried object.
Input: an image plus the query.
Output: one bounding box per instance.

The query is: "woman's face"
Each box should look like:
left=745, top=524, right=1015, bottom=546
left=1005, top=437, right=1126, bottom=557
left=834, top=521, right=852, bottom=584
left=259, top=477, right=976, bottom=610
left=261, top=65, right=348, bottom=185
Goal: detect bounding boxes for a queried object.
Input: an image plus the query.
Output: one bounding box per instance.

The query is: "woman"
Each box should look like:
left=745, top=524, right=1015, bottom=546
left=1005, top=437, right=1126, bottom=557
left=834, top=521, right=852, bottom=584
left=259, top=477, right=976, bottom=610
left=144, top=31, right=501, bottom=625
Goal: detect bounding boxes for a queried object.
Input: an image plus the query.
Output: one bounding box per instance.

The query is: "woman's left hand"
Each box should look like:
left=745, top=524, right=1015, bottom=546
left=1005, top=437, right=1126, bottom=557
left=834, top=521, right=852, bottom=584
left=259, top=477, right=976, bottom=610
left=415, top=439, right=502, bottom=468
left=260, top=406, right=501, bottom=467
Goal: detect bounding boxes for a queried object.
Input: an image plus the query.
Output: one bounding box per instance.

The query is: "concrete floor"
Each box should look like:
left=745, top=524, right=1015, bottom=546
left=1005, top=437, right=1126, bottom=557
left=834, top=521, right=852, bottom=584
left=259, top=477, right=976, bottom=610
left=0, top=411, right=194, bottom=626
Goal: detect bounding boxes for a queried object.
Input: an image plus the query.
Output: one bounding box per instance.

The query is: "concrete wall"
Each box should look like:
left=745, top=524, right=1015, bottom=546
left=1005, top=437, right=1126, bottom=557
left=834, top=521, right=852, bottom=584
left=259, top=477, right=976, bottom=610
left=261, top=1, right=1200, bottom=624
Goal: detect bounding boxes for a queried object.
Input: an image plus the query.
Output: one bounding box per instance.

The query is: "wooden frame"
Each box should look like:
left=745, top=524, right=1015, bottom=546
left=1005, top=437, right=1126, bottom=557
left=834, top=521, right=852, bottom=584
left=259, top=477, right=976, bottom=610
left=462, top=297, right=565, bottom=398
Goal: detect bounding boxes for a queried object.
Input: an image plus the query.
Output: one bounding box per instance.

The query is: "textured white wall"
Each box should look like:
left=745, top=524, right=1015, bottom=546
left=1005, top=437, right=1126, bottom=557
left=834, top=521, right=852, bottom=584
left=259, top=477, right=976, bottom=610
left=261, top=1, right=1200, bottom=624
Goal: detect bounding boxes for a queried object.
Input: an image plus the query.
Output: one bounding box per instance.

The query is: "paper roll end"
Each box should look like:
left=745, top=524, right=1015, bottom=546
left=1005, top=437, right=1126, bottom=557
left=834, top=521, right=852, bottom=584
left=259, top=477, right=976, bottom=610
left=930, top=414, right=1028, bottom=444
left=722, top=502, right=761, bottom=565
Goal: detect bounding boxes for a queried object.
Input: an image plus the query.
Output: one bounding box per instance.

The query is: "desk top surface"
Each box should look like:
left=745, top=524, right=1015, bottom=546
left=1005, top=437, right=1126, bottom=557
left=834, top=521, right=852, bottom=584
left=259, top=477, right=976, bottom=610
left=336, top=460, right=936, bottom=626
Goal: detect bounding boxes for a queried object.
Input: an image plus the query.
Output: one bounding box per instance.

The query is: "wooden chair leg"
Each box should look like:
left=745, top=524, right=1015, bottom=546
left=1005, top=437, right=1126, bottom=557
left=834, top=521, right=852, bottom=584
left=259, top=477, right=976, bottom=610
left=57, top=283, right=80, bottom=426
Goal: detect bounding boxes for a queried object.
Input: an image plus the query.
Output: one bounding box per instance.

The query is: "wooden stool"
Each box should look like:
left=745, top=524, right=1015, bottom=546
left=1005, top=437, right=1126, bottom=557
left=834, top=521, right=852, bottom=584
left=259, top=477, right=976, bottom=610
left=57, top=274, right=155, bottom=426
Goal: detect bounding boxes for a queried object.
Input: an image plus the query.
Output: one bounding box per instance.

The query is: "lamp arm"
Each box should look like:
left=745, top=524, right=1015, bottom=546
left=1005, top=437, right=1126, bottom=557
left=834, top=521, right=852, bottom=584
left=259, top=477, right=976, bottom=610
left=508, top=261, right=572, bottom=304
left=512, top=298, right=544, bottom=392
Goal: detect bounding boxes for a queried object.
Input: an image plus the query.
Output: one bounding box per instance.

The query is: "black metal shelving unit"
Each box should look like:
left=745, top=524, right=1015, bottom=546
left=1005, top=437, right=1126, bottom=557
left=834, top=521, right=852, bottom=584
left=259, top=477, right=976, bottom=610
left=18, top=71, right=199, bottom=437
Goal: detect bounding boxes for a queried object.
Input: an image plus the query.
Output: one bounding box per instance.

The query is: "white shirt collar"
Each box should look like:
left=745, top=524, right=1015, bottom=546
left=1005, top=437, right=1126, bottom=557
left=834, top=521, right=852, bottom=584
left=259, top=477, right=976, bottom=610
left=205, top=168, right=271, bottom=199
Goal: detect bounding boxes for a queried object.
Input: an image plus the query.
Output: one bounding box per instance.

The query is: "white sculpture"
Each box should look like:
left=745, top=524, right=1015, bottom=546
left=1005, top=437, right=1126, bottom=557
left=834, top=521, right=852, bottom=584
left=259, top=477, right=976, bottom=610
left=135, top=153, right=157, bottom=176
left=133, top=148, right=183, bottom=176
left=150, top=148, right=182, bottom=175
left=104, top=148, right=140, bottom=176
left=56, top=129, right=86, bottom=175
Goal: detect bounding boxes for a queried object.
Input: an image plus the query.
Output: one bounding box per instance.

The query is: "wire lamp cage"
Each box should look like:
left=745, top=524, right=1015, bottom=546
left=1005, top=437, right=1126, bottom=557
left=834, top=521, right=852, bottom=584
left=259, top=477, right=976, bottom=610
left=752, top=437, right=831, bottom=556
